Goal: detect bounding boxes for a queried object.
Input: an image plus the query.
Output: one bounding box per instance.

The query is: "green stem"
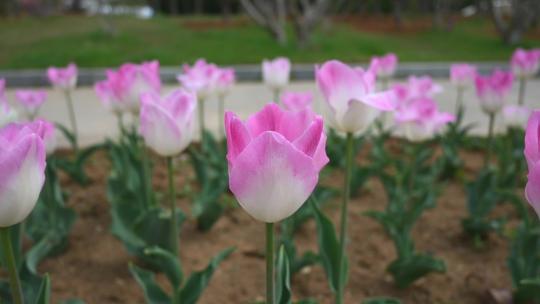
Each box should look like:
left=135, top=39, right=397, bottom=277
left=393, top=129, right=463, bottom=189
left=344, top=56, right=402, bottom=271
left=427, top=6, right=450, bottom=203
left=518, top=78, right=526, bottom=106
left=167, top=157, right=179, bottom=257
left=141, top=143, right=153, bottom=208
left=64, top=90, right=79, bottom=153
left=266, top=222, right=275, bottom=304
left=381, top=78, right=389, bottom=91
left=336, top=133, right=354, bottom=304
left=273, top=88, right=281, bottom=105
left=485, top=113, right=495, bottom=167
left=199, top=97, right=206, bottom=147
left=116, top=112, right=124, bottom=140
left=455, top=87, right=464, bottom=118
left=218, top=95, right=225, bottom=138
left=0, top=227, right=24, bottom=304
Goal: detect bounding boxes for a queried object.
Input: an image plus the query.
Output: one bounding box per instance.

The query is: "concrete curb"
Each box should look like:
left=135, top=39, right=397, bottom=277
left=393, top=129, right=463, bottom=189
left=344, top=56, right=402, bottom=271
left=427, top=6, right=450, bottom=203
left=0, top=62, right=528, bottom=88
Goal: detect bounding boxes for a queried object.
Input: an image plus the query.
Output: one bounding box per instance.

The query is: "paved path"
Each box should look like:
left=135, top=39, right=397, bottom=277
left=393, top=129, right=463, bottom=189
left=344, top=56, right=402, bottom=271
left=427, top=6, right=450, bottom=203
left=4, top=80, right=540, bottom=148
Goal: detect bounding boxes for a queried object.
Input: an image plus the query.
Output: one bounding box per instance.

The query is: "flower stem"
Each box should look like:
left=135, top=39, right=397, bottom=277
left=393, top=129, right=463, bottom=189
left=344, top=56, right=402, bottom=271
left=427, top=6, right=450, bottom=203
left=218, top=95, right=225, bottom=138
left=485, top=113, right=495, bottom=167
left=64, top=90, right=79, bottom=153
left=116, top=112, right=124, bottom=139
left=273, top=89, right=281, bottom=105
left=518, top=78, right=526, bottom=106
left=336, top=132, right=354, bottom=304
left=266, top=222, right=275, bottom=304
left=0, top=227, right=24, bottom=304
left=455, top=87, right=464, bottom=118
left=198, top=97, right=206, bottom=147
left=167, top=157, right=179, bottom=257
left=141, top=143, right=153, bottom=208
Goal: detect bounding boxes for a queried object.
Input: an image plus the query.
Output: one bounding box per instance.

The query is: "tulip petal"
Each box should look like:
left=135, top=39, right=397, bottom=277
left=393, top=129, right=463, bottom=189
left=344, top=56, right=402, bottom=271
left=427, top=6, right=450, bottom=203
left=229, top=131, right=318, bottom=223
left=293, top=117, right=324, bottom=158
left=362, top=91, right=396, bottom=111
left=526, top=162, right=540, bottom=218
left=0, top=134, right=45, bottom=227
left=340, top=99, right=380, bottom=134
left=525, top=110, right=540, bottom=169
left=140, top=101, right=184, bottom=156
left=225, top=111, right=252, bottom=164
left=246, top=103, right=282, bottom=137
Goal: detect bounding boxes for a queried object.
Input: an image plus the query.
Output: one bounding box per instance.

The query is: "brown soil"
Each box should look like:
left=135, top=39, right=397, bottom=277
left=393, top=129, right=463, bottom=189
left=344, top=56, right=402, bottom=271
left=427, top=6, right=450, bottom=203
left=39, top=140, right=525, bottom=304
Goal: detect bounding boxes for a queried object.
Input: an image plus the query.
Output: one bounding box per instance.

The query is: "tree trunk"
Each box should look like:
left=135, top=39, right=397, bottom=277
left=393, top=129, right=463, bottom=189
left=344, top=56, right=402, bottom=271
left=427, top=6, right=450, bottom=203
left=170, top=0, right=178, bottom=15
left=70, top=0, right=83, bottom=12
left=194, top=0, right=204, bottom=14
left=221, top=0, right=231, bottom=22
left=393, top=0, right=403, bottom=30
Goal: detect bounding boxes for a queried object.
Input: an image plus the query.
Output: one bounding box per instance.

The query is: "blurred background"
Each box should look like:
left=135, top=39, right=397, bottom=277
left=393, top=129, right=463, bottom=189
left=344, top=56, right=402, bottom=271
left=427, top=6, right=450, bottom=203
left=1, top=0, right=540, bottom=69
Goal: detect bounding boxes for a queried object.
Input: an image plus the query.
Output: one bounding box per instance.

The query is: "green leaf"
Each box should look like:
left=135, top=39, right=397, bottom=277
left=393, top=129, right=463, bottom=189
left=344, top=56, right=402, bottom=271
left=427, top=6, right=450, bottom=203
left=387, top=254, right=446, bottom=288
left=33, top=274, right=51, bottom=304
left=179, top=247, right=234, bottom=304
left=144, top=246, right=183, bottom=288
left=276, top=246, right=292, bottom=304
left=129, top=263, right=171, bottom=304
left=310, top=198, right=347, bottom=292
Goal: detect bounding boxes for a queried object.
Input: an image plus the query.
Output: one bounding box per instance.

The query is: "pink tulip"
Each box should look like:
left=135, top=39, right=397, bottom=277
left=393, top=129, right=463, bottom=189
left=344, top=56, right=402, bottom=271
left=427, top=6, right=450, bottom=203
left=15, top=89, right=47, bottom=119
left=27, top=119, right=56, bottom=155
left=316, top=60, right=395, bottom=135
left=139, top=89, right=196, bottom=157
left=502, top=105, right=531, bottom=129
left=525, top=110, right=540, bottom=217
left=474, top=70, right=514, bottom=115
left=511, top=48, right=540, bottom=79
left=0, top=121, right=48, bottom=227
left=394, top=97, right=455, bottom=141
left=47, top=63, right=78, bottom=90
left=214, top=67, right=236, bottom=97
left=262, top=57, right=291, bottom=90
left=369, top=53, right=398, bottom=78
left=450, top=64, right=477, bottom=88
left=225, top=103, right=328, bottom=222
left=177, top=59, right=220, bottom=99
left=281, top=91, right=313, bottom=112
left=95, top=61, right=161, bottom=114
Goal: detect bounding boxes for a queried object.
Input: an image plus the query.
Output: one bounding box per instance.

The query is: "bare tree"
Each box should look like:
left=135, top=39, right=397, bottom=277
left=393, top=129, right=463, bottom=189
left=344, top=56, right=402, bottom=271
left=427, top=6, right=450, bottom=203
left=170, top=0, right=178, bottom=15
left=289, top=0, right=331, bottom=48
left=240, top=0, right=287, bottom=45
left=488, top=0, right=540, bottom=44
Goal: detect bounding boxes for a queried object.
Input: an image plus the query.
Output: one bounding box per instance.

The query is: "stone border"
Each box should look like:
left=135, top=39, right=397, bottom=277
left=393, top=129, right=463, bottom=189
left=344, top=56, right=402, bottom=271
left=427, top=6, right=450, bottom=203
left=0, top=62, right=530, bottom=88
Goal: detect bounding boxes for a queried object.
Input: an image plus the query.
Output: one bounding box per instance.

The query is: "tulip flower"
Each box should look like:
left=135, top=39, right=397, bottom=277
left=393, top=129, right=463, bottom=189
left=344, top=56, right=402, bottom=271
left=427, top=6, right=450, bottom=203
left=95, top=61, right=161, bottom=118
left=0, top=120, right=48, bottom=304
left=525, top=110, right=540, bottom=217
left=316, top=60, right=395, bottom=136
left=502, top=105, right=531, bottom=130
left=177, top=59, right=221, bottom=142
left=511, top=48, right=540, bottom=105
left=48, top=63, right=79, bottom=151
left=262, top=57, right=291, bottom=102
left=475, top=70, right=513, bottom=165
left=0, top=80, right=18, bottom=128
left=15, top=89, right=47, bottom=120
left=139, top=89, right=196, bottom=157
left=369, top=53, right=398, bottom=89
left=225, top=103, right=327, bottom=304
left=316, top=59, right=394, bottom=303
left=450, top=64, right=477, bottom=115
left=394, top=97, right=455, bottom=142
left=140, top=88, right=196, bottom=255
left=281, top=91, right=313, bottom=112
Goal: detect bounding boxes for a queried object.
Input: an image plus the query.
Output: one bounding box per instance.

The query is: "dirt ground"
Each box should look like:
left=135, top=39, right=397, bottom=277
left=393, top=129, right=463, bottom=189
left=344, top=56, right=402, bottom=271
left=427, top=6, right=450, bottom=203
left=39, top=140, right=525, bottom=304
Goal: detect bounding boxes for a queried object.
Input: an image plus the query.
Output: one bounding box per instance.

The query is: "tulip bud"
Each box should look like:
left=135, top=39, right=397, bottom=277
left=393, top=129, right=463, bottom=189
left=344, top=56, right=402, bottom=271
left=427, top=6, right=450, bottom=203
left=450, top=64, right=477, bottom=89
left=525, top=110, right=540, bottom=218
left=47, top=63, right=78, bottom=91
left=177, top=59, right=220, bottom=100
left=15, top=89, right=47, bottom=120
left=502, top=105, right=531, bottom=130
left=281, top=91, right=313, bottom=112
left=474, top=70, right=513, bottom=115
left=316, top=60, right=395, bottom=135
left=511, top=48, right=540, bottom=79
left=95, top=61, right=161, bottom=114
left=225, top=104, right=328, bottom=223
left=0, top=121, right=47, bottom=227
left=139, top=89, right=196, bottom=157
left=369, top=53, right=398, bottom=79
left=262, top=57, right=291, bottom=91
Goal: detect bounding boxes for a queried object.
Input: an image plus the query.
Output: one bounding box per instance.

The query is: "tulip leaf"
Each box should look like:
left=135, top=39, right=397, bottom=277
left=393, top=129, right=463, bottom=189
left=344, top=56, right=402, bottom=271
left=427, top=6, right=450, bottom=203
left=33, top=274, right=51, bottom=304
left=387, top=254, right=446, bottom=288
left=129, top=263, right=172, bottom=304
left=144, top=246, right=184, bottom=288
left=310, top=198, right=348, bottom=293
left=276, top=246, right=292, bottom=304
left=179, top=247, right=234, bottom=304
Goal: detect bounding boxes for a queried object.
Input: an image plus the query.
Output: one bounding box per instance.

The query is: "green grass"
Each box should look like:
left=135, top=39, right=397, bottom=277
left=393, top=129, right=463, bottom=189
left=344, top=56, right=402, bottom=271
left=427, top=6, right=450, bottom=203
left=0, top=15, right=539, bottom=68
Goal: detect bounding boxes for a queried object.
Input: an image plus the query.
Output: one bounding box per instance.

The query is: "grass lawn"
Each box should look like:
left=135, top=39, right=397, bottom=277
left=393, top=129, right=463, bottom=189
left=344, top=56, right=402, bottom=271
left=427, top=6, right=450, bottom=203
left=0, top=15, right=539, bottom=68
